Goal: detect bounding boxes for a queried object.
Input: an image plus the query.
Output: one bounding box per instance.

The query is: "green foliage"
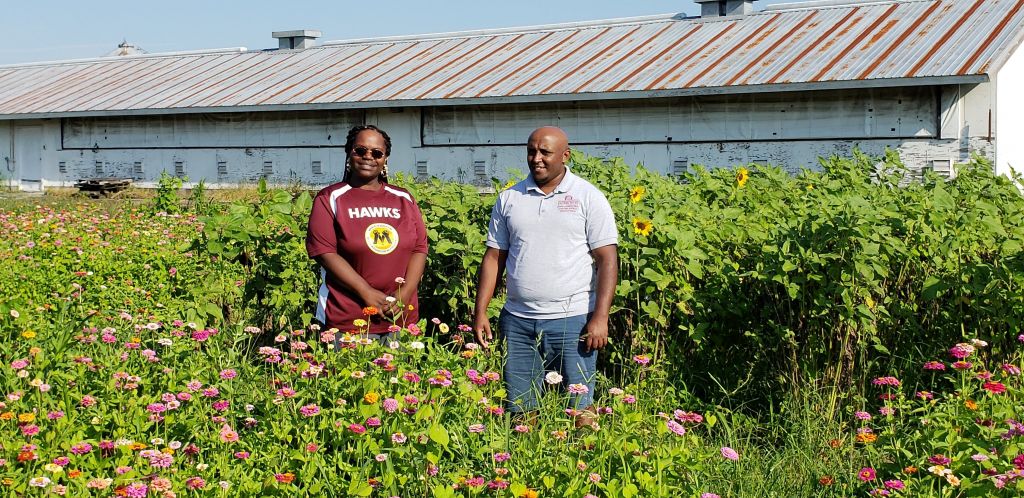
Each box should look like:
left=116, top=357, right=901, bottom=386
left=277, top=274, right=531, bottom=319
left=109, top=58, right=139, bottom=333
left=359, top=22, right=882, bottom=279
left=151, top=171, right=185, bottom=214
left=194, top=178, right=316, bottom=329
left=391, top=173, right=498, bottom=320
left=570, top=149, right=1024, bottom=411
left=187, top=178, right=217, bottom=216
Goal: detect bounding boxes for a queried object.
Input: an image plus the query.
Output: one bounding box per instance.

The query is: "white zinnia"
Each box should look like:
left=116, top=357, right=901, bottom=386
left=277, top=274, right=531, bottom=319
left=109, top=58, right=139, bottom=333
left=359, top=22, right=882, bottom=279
left=544, top=371, right=563, bottom=384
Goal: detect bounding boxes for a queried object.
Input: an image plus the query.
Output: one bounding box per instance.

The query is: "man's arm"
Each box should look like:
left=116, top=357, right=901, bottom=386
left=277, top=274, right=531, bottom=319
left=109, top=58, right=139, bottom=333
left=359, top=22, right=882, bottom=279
left=584, top=244, right=618, bottom=352
left=473, top=247, right=507, bottom=348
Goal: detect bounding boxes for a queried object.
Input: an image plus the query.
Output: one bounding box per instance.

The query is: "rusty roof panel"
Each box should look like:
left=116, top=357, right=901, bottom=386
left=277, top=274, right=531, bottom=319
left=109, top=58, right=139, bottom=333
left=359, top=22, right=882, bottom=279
left=0, top=0, right=1022, bottom=117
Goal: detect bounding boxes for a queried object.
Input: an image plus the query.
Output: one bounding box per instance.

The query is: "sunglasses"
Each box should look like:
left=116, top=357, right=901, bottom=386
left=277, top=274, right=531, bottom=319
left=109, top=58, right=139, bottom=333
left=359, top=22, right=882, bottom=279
left=352, top=146, right=386, bottom=159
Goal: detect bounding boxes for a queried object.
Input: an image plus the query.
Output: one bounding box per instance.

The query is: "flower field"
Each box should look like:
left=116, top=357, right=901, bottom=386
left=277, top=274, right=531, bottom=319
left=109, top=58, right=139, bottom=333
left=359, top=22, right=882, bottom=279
left=4, top=153, right=1024, bottom=496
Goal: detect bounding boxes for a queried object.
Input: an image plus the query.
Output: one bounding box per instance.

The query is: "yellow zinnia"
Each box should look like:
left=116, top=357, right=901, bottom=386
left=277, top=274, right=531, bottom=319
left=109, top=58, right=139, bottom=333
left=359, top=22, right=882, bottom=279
left=632, top=218, right=653, bottom=237
left=363, top=392, right=379, bottom=404
left=21, top=330, right=36, bottom=339
left=736, top=167, right=750, bottom=188
left=629, top=186, right=646, bottom=204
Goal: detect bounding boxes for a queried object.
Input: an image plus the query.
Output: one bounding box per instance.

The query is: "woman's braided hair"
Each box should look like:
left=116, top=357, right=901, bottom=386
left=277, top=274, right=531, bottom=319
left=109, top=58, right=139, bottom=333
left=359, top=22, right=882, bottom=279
left=343, top=125, right=392, bottom=184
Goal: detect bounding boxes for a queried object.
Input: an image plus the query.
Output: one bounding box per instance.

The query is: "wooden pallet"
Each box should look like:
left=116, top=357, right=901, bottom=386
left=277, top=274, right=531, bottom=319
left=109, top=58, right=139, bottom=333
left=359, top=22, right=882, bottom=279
left=74, top=178, right=133, bottom=198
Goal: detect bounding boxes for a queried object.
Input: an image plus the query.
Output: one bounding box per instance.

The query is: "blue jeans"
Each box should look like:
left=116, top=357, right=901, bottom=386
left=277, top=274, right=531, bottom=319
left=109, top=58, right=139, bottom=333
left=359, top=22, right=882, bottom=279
left=498, top=309, right=597, bottom=412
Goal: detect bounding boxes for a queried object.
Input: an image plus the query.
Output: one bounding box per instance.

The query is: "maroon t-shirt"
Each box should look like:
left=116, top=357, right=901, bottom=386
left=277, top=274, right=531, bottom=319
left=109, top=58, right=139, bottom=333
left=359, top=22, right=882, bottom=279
left=306, top=182, right=428, bottom=333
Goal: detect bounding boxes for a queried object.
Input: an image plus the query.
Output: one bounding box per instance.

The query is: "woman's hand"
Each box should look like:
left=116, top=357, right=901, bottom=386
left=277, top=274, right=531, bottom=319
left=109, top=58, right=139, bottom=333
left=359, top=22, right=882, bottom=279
left=359, top=287, right=391, bottom=312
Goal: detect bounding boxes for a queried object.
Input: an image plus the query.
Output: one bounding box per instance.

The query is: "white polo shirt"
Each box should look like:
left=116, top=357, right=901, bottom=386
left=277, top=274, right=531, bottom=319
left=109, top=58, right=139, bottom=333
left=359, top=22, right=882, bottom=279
left=486, top=169, right=618, bottom=319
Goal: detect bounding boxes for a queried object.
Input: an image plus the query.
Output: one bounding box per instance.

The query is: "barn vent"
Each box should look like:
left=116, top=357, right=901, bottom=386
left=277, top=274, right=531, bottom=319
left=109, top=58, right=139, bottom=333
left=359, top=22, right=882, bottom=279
left=272, top=30, right=322, bottom=50
left=695, top=0, right=755, bottom=17
left=672, top=159, right=689, bottom=176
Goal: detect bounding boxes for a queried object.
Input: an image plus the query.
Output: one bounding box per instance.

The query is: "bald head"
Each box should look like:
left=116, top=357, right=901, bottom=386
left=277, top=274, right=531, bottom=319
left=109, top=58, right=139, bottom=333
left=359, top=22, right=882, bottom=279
left=526, top=127, right=571, bottom=190
left=528, top=126, right=569, bottom=148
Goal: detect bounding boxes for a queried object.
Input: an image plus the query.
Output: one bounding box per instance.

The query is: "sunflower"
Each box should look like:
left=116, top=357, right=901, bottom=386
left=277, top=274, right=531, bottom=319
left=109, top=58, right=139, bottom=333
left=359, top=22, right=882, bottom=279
left=736, top=167, right=750, bottom=188
left=632, top=218, right=653, bottom=237
left=629, top=186, right=646, bottom=204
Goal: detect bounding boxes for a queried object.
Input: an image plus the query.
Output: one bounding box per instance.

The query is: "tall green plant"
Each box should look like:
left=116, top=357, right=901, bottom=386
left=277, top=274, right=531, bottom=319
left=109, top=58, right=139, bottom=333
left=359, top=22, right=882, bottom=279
left=194, top=178, right=315, bottom=329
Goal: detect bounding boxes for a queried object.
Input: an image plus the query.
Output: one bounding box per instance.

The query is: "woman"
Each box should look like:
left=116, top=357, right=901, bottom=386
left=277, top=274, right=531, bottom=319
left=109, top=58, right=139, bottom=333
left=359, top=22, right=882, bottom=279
left=306, top=125, right=428, bottom=338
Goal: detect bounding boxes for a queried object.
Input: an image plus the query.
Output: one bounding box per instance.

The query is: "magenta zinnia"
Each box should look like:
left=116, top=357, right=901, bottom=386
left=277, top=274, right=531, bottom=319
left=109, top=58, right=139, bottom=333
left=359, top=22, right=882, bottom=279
left=983, top=381, right=1007, bottom=394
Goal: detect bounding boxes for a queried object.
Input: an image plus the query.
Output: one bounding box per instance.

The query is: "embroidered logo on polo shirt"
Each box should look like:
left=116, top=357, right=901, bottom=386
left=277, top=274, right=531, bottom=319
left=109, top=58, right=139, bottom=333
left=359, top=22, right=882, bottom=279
left=557, top=194, right=581, bottom=213
left=365, top=223, right=399, bottom=255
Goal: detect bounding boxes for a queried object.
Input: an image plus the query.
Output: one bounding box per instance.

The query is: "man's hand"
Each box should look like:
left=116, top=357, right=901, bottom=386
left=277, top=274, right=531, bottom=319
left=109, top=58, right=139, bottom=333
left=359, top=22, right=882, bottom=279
left=583, top=315, right=609, bottom=352
left=473, top=313, right=493, bottom=349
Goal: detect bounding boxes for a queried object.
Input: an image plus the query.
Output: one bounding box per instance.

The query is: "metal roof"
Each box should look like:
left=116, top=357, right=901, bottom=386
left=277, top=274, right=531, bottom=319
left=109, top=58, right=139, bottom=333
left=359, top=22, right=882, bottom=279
left=1, top=0, right=1022, bottom=119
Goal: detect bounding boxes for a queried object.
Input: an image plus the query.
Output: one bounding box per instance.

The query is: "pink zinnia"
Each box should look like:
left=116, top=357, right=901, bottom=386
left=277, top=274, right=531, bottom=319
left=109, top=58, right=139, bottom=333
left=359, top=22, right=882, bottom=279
left=219, top=369, right=237, bottom=380
left=858, top=467, right=877, bottom=481
left=666, top=420, right=686, bottom=436
left=468, top=424, right=486, bottom=433
left=70, top=442, right=93, bottom=455
left=871, top=376, right=900, bottom=387
left=125, top=482, right=148, bottom=498
left=382, top=398, right=399, bottom=413
left=953, top=361, right=973, bottom=370
left=219, top=424, right=239, bottom=443
left=984, top=381, right=1007, bottom=394
left=567, top=384, right=590, bottom=395
left=299, top=404, right=320, bottom=417
left=928, top=454, right=951, bottom=465
left=950, top=343, right=975, bottom=360
left=348, top=423, right=366, bottom=434
left=720, top=447, right=739, bottom=461
left=494, top=452, right=511, bottom=463
left=923, top=361, right=946, bottom=371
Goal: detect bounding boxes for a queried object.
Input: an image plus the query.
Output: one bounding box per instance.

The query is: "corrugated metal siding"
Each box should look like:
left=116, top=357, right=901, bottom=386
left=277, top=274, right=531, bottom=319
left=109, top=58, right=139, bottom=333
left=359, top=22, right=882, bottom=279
left=0, top=0, right=1022, bottom=117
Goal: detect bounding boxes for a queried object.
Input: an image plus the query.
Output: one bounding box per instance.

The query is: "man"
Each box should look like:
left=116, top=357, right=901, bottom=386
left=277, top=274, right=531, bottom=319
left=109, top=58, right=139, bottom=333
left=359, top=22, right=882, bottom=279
left=473, top=126, right=618, bottom=428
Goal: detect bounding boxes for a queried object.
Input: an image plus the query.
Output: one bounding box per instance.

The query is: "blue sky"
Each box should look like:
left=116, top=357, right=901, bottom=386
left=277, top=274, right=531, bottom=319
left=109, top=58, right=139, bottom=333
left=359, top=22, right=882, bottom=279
left=0, top=0, right=796, bottom=65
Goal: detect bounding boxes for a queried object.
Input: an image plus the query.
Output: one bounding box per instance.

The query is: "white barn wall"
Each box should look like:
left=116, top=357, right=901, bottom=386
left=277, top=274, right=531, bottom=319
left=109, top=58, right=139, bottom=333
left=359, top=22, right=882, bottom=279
left=0, top=121, right=11, bottom=189
left=0, top=84, right=1001, bottom=190
left=996, top=40, right=1024, bottom=177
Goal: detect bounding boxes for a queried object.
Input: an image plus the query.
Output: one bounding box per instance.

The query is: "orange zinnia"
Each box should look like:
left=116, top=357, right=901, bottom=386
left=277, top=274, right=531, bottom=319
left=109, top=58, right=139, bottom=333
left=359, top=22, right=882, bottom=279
left=362, top=306, right=379, bottom=316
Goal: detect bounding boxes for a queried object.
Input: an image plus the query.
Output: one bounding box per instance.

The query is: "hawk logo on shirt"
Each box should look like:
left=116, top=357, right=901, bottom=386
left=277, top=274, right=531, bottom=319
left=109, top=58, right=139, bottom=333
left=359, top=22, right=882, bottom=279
left=365, top=223, right=399, bottom=255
